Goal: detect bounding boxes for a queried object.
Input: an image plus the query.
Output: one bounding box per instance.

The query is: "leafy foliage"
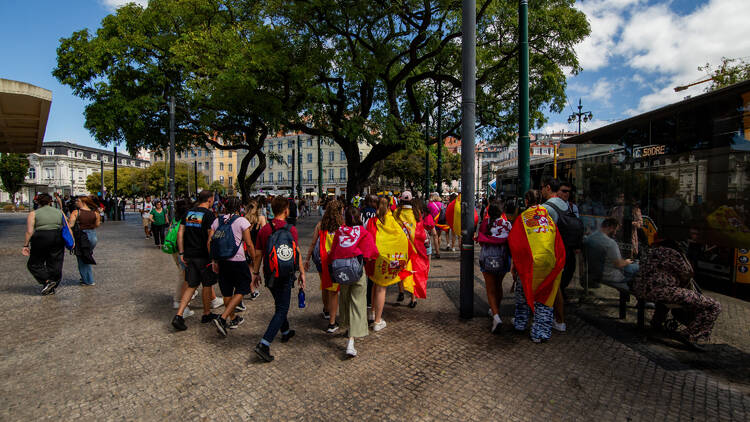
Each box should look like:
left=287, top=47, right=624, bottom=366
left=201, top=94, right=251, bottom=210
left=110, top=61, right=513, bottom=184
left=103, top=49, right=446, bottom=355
left=0, top=154, right=30, bottom=208
left=698, top=57, right=750, bottom=91
left=85, top=162, right=207, bottom=197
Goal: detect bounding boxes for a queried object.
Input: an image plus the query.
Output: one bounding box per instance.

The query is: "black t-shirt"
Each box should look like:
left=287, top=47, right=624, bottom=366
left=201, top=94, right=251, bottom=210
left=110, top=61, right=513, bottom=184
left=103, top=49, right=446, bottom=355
left=288, top=200, right=298, bottom=219
left=180, top=206, right=216, bottom=259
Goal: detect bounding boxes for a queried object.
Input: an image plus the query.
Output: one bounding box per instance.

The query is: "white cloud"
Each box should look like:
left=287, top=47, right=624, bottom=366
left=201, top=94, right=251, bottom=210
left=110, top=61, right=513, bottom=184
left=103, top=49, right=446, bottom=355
left=616, top=0, right=750, bottom=113
left=573, top=0, right=643, bottom=71
left=589, top=78, right=613, bottom=103
left=540, top=118, right=611, bottom=134
left=101, top=0, right=148, bottom=11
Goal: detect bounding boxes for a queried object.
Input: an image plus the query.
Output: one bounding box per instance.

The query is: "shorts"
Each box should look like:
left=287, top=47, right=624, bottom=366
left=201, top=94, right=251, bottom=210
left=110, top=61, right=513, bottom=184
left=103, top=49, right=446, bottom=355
left=217, top=260, right=252, bottom=297
left=142, top=218, right=151, bottom=227
left=184, top=256, right=217, bottom=288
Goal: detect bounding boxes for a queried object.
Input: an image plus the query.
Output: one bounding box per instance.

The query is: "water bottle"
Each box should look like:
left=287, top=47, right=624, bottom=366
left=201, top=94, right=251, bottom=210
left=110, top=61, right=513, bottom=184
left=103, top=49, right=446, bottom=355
left=298, top=288, right=306, bottom=308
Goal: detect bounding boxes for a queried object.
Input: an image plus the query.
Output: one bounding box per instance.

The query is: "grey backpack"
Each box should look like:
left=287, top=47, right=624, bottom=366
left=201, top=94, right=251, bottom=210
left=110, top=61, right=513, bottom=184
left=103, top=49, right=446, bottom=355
left=329, top=256, right=363, bottom=285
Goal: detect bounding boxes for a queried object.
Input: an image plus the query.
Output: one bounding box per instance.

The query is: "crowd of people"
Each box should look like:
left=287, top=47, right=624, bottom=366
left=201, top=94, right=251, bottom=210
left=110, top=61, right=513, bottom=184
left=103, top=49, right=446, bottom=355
left=22, top=179, right=722, bottom=358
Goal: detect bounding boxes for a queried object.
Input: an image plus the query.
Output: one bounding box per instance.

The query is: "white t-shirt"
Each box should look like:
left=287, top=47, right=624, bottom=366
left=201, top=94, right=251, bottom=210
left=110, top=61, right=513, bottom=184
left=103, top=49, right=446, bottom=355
left=210, top=215, right=251, bottom=262
left=142, top=202, right=153, bottom=219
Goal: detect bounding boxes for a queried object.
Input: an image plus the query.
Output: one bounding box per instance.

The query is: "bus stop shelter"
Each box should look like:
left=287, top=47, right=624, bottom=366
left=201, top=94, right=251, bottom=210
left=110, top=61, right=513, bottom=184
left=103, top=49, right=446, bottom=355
left=0, top=78, right=52, bottom=153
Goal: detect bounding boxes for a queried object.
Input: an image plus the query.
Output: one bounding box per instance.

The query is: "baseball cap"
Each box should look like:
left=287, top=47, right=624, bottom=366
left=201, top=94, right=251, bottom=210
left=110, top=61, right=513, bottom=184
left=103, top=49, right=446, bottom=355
left=400, top=191, right=413, bottom=201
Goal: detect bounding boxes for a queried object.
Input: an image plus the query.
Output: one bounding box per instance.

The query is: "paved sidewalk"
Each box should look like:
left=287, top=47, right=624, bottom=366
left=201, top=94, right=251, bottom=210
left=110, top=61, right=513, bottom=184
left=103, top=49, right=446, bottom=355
left=0, top=213, right=747, bottom=421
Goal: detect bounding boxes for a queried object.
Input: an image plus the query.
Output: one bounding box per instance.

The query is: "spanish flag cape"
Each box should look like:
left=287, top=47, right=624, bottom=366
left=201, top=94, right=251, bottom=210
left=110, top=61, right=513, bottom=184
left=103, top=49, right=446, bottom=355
left=365, top=212, right=409, bottom=287
left=445, top=194, right=479, bottom=235
left=394, top=208, right=429, bottom=299
left=318, top=230, right=339, bottom=292
left=508, top=205, right=566, bottom=310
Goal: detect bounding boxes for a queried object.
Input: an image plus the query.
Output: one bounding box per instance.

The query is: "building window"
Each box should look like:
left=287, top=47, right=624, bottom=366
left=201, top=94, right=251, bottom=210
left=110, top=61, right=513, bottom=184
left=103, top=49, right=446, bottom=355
left=228, top=151, right=232, bottom=158
left=329, top=151, right=334, bottom=162
left=307, top=139, right=312, bottom=147
left=192, top=151, right=197, bottom=158
left=28, top=168, right=36, bottom=180
left=307, top=170, right=312, bottom=181
left=198, top=163, right=202, bottom=170
left=260, top=174, right=264, bottom=183
left=219, top=150, right=224, bottom=158
left=288, top=140, right=294, bottom=148
left=228, top=163, right=232, bottom=172
left=130, top=160, right=135, bottom=166
left=46, top=149, right=54, bottom=155
left=328, top=168, right=334, bottom=181
left=77, top=151, right=84, bottom=158
left=68, top=150, right=75, bottom=158
left=340, top=168, right=346, bottom=179
left=307, top=153, right=313, bottom=163
left=340, top=151, right=345, bottom=161
left=360, top=151, right=363, bottom=161
left=287, top=171, right=292, bottom=181
left=177, top=152, right=181, bottom=159
left=91, top=154, right=97, bottom=160
left=198, top=150, right=202, bottom=157
left=277, top=141, right=282, bottom=150
left=269, top=143, right=273, bottom=151
left=278, top=172, right=283, bottom=181
left=269, top=173, right=274, bottom=182
left=220, top=163, right=224, bottom=171
left=220, top=176, right=225, bottom=184
left=78, top=170, right=84, bottom=180
left=205, top=161, right=209, bottom=169
left=228, top=176, right=233, bottom=186
left=44, top=168, right=54, bottom=179
left=287, top=155, right=293, bottom=165
left=103, top=156, right=109, bottom=163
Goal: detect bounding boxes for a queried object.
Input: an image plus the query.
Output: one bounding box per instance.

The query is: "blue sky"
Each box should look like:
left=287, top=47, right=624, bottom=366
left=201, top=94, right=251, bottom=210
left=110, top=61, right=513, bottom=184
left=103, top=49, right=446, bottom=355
left=1, top=0, right=748, bottom=148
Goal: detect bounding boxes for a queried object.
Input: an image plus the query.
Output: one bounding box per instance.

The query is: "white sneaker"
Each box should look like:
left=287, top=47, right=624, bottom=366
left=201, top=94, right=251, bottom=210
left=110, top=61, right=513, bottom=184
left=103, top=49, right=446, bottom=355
left=346, top=344, right=357, bottom=358
left=191, top=290, right=199, bottom=300
left=172, top=300, right=180, bottom=309
left=183, top=307, right=195, bottom=317
left=491, top=315, right=502, bottom=334
left=553, top=321, right=566, bottom=332
left=211, top=297, right=224, bottom=309
left=372, top=320, right=387, bottom=332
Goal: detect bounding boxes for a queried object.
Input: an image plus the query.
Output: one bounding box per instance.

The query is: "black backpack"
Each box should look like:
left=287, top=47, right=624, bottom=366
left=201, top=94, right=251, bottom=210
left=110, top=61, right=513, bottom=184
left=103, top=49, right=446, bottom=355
left=546, top=201, right=584, bottom=249
left=210, top=215, right=241, bottom=260
left=437, top=203, right=447, bottom=225
left=263, top=222, right=299, bottom=288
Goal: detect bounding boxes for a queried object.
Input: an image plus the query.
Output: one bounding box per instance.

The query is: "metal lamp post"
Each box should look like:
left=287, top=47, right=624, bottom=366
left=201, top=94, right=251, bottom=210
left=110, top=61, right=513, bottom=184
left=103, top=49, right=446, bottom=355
left=567, top=98, right=593, bottom=135
left=518, top=0, right=530, bottom=197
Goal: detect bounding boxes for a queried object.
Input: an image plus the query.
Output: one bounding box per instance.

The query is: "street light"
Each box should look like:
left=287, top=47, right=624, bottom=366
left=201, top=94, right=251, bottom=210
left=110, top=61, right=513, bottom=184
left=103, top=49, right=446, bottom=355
left=568, top=98, right=593, bottom=134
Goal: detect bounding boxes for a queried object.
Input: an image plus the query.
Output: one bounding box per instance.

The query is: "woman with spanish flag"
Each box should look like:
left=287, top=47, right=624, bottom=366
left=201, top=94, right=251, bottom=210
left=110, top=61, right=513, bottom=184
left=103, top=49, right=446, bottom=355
left=304, top=199, right=343, bottom=333
left=365, top=197, right=410, bottom=332
left=476, top=199, right=512, bottom=334
left=392, top=191, right=430, bottom=308
left=508, top=190, right=566, bottom=343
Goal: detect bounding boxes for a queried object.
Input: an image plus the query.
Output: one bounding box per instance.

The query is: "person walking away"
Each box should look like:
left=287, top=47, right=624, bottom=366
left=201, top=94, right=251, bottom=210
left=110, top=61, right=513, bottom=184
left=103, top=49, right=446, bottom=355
left=360, top=195, right=378, bottom=317
left=476, top=199, right=512, bottom=334
left=508, top=190, right=566, bottom=343
left=69, top=195, right=101, bottom=286
left=243, top=199, right=267, bottom=300
left=541, top=178, right=584, bottom=333
left=393, top=192, right=429, bottom=308
left=252, top=196, right=307, bottom=362
left=22, top=193, right=69, bottom=295
left=286, top=197, right=298, bottom=226
left=427, top=193, right=443, bottom=258
left=303, top=200, right=344, bottom=332
left=150, top=201, right=168, bottom=247
left=328, top=206, right=379, bottom=357
left=631, top=233, right=721, bottom=351
left=171, top=190, right=220, bottom=331
left=210, top=197, right=254, bottom=336
left=168, top=200, right=195, bottom=318
left=365, top=197, right=410, bottom=332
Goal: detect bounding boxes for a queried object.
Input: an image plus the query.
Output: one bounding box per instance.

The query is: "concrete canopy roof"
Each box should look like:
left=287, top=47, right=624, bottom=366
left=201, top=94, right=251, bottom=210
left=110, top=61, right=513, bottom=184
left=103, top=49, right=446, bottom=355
left=0, top=78, right=52, bottom=153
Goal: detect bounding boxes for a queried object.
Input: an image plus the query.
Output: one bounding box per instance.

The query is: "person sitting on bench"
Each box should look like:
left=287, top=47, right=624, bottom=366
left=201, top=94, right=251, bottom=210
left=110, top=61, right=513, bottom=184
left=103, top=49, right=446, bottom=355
left=631, top=232, right=721, bottom=349
left=585, top=218, right=639, bottom=289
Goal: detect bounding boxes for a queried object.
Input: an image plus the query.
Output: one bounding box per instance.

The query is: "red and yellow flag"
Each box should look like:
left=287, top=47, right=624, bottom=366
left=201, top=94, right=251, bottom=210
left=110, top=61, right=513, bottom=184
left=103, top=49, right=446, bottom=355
left=394, top=208, right=430, bottom=299
left=445, top=194, right=479, bottom=236
left=365, top=213, right=409, bottom=287
left=318, top=230, right=339, bottom=291
left=508, top=206, right=566, bottom=310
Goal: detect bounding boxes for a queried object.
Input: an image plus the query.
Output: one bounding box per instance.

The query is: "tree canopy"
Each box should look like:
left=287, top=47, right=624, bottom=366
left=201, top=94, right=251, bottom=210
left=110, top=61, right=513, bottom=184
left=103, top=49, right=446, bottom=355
left=85, top=162, right=207, bottom=197
left=56, top=0, right=590, bottom=199
left=0, top=154, right=30, bottom=209
left=698, top=57, right=750, bottom=91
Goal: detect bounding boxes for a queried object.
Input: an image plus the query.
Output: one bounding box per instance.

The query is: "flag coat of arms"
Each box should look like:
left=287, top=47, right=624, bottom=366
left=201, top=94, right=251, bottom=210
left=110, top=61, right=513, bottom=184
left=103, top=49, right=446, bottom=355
left=365, top=213, right=409, bottom=287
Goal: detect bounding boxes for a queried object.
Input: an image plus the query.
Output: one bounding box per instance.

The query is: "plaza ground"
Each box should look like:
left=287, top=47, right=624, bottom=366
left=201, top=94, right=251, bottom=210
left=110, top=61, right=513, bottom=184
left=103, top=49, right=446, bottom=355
left=0, top=213, right=747, bottom=421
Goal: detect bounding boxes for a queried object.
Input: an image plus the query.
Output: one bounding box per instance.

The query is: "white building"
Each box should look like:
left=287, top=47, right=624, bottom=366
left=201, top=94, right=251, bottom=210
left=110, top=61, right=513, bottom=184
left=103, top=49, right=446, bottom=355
left=1, top=141, right=149, bottom=204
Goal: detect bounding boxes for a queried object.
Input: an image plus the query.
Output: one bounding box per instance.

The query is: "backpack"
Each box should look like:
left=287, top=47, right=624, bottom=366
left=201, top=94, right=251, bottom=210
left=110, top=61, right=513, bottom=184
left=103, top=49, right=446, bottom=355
left=547, top=201, right=584, bottom=249
left=162, top=219, right=181, bottom=254
left=329, top=256, right=363, bottom=285
left=263, top=222, right=298, bottom=288
left=479, top=243, right=509, bottom=274
left=437, top=203, right=447, bottom=225
left=210, top=215, right=241, bottom=260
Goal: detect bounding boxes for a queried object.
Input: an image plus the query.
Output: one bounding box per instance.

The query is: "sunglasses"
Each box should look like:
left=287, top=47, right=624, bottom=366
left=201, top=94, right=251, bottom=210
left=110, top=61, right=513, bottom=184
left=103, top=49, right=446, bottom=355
left=560, top=189, right=571, bottom=193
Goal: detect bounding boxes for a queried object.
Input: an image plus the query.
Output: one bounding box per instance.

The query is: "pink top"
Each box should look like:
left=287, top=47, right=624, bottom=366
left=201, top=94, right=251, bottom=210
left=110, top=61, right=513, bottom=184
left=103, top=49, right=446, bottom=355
left=427, top=201, right=441, bottom=218
left=477, top=216, right=512, bottom=245
left=210, top=215, right=251, bottom=261
left=328, top=225, right=379, bottom=261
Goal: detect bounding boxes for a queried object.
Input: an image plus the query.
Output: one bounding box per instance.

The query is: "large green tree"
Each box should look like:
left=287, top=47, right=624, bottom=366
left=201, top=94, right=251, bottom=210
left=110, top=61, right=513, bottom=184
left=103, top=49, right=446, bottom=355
left=0, top=154, right=30, bottom=210
left=276, top=0, right=590, bottom=196
left=54, top=0, right=314, bottom=199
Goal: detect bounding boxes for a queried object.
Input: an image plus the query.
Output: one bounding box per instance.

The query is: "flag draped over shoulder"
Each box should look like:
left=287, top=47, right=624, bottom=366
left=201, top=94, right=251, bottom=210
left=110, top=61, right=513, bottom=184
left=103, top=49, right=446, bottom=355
left=394, top=208, right=429, bottom=299
left=446, top=195, right=479, bottom=236
left=366, top=214, right=409, bottom=287
left=508, top=206, right=566, bottom=310
left=319, top=230, right=339, bottom=291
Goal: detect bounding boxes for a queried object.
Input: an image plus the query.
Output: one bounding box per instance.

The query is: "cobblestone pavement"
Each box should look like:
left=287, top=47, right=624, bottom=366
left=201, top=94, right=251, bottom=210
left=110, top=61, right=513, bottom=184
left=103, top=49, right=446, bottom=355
left=0, top=213, right=748, bottom=421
